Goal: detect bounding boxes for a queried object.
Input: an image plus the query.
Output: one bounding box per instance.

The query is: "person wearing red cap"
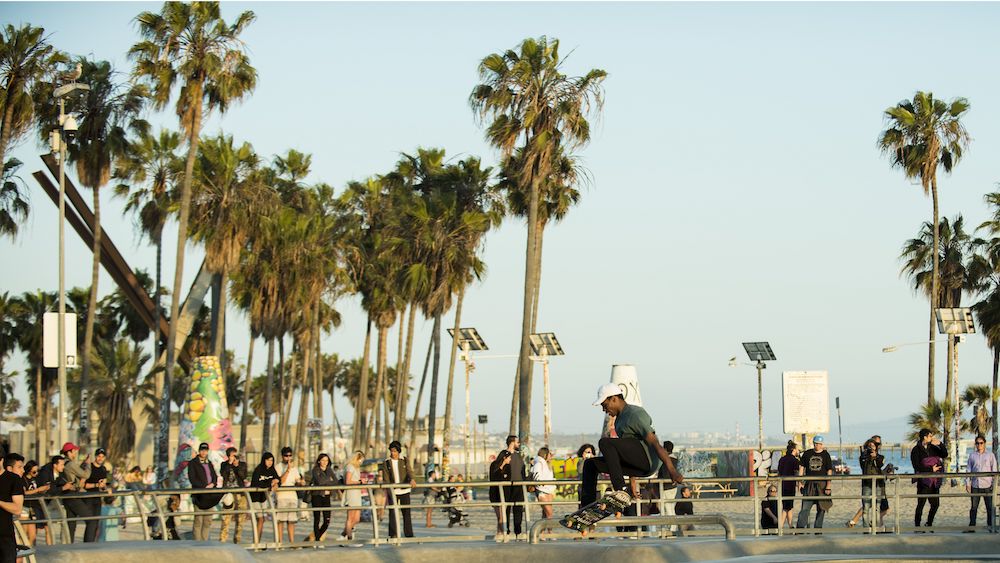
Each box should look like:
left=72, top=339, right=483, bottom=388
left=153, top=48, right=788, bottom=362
left=579, top=383, right=683, bottom=509
left=61, top=442, right=98, bottom=542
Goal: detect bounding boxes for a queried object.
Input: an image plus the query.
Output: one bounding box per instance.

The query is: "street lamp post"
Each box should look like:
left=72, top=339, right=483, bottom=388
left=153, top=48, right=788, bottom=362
left=448, top=328, right=487, bottom=479
left=529, top=333, right=564, bottom=448
left=732, top=342, right=776, bottom=452
left=51, top=81, right=88, bottom=452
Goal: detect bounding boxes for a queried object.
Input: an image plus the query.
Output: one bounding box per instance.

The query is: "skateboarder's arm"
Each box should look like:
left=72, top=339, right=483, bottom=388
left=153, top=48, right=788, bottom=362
left=646, top=432, right=683, bottom=483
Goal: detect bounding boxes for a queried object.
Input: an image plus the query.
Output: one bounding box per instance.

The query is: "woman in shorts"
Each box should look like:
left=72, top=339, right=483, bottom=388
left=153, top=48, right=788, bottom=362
left=338, top=451, right=364, bottom=541
left=22, top=460, right=50, bottom=546
left=777, top=441, right=800, bottom=529
left=250, top=452, right=279, bottom=541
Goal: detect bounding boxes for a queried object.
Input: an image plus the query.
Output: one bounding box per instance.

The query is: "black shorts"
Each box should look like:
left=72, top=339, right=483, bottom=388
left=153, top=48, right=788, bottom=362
left=781, top=499, right=794, bottom=511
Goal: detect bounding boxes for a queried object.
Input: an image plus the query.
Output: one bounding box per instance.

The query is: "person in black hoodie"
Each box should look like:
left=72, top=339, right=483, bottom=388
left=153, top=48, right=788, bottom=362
left=488, top=435, right=527, bottom=540
left=187, top=442, right=220, bottom=541
left=911, top=428, right=947, bottom=529
left=219, top=447, right=248, bottom=544
left=250, top=452, right=279, bottom=541
left=307, top=453, right=336, bottom=542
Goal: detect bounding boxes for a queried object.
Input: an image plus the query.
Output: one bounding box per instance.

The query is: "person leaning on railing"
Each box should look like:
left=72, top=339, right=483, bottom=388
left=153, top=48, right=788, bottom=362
left=250, top=452, right=279, bottom=542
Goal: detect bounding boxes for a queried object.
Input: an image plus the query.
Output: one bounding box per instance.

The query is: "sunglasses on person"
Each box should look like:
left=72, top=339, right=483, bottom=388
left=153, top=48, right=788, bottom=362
left=976, top=440, right=986, bottom=445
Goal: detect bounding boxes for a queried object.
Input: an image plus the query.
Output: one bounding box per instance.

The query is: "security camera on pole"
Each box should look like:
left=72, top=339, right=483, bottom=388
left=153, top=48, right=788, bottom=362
left=50, top=74, right=89, bottom=450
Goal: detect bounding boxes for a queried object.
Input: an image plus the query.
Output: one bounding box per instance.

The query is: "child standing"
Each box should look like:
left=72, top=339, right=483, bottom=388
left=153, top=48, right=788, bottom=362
left=99, top=496, right=123, bottom=541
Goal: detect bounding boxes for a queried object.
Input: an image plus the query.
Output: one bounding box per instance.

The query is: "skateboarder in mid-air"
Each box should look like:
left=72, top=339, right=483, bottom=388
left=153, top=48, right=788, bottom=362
left=580, top=383, right=684, bottom=508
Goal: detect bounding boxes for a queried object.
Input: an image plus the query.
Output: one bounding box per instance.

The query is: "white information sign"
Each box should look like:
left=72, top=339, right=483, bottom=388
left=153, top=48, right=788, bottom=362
left=43, top=312, right=78, bottom=368
left=782, top=370, right=830, bottom=434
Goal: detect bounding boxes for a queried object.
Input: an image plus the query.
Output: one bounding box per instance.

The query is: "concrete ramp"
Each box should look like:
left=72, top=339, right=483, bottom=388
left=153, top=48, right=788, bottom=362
left=36, top=534, right=1000, bottom=563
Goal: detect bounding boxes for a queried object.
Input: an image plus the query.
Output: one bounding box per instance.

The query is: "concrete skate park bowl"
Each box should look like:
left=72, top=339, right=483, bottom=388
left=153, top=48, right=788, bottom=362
left=38, top=533, right=1000, bottom=563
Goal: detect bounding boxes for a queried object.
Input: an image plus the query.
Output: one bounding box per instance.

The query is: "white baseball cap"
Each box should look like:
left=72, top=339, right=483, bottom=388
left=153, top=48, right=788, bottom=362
left=593, top=382, right=623, bottom=406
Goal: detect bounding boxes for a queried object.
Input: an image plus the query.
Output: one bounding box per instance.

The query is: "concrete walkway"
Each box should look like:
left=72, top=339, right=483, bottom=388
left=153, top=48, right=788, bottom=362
left=40, top=534, right=1000, bottom=563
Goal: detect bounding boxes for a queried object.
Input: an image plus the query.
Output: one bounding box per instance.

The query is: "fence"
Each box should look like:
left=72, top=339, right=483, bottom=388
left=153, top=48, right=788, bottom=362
left=19, top=470, right=1000, bottom=551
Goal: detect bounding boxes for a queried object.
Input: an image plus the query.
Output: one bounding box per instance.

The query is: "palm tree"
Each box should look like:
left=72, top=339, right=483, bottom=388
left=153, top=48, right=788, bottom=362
left=49, top=58, right=148, bottom=446
left=114, top=127, right=180, bottom=457
left=900, top=215, right=972, bottom=456
left=0, top=23, right=67, bottom=169
left=130, top=0, right=257, bottom=480
left=0, top=291, right=21, bottom=418
left=969, top=194, right=1000, bottom=454
left=471, top=36, right=606, bottom=443
left=879, top=91, right=971, bottom=405
left=962, top=384, right=998, bottom=441
left=907, top=399, right=956, bottom=443
left=189, top=133, right=268, bottom=358
left=0, top=157, right=29, bottom=238
left=13, top=290, right=59, bottom=460
left=86, top=338, right=151, bottom=468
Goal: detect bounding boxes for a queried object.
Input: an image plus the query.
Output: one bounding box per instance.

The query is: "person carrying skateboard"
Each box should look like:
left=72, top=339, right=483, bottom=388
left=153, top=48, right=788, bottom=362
left=580, top=383, right=683, bottom=508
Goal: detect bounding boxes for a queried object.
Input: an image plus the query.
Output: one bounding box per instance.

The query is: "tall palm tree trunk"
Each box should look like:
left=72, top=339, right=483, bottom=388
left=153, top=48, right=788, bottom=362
left=426, top=313, right=442, bottom=469
left=992, top=347, right=998, bottom=456
left=393, top=307, right=406, bottom=437
left=263, top=337, right=275, bottom=452
left=313, top=308, right=323, bottom=420
left=397, top=303, right=416, bottom=435
left=408, top=333, right=434, bottom=463
left=295, top=330, right=313, bottom=453
left=352, top=318, right=372, bottom=452
left=34, top=366, right=42, bottom=462
left=163, top=88, right=203, bottom=483
left=367, top=325, right=388, bottom=453
left=239, top=334, right=254, bottom=451
left=281, top=344, right=297, bottom=448
left=212, top=267, right=229, bottom=359
left=516, top=175, right=542, bottom=446
left=153, top=232, right=165, bottom=475
left=442, top=288, right=465, bottom=471
left=80, top=185, right=102, bottom=446
left=928, top=179, right=940, bottom=405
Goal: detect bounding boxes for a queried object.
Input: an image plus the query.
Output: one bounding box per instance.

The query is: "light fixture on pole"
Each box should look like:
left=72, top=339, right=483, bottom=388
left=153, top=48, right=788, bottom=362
left=738, top=342, right=776, bottom=451
left=529, top=332, right=564, bottom=447
left=936, top=307, right=975, bottom=467
left=448, top=327, right=487, bottom=478
left=478, top=414, right=488, bottom=474
left=51, top=78, right=89, bottom=451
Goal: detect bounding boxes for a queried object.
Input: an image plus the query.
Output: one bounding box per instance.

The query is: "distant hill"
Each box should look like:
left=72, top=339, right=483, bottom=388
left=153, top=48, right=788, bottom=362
left=840, top=414, right=911, bottom=444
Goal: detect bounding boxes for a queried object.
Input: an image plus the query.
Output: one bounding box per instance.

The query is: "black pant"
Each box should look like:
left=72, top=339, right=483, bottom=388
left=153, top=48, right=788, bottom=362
left=504, top=503, right=524, bottom=535
left=915, top=484, right=940, bottom=526
left=64, top=497, right=99, bottom=542
left=0, top=536, right=14, bottom=563
left=311, top=495, right=331, bottom=539
left=581, top=437, right=651, bottom=507
left=387, top=492, right=414, bottom=538
left=970, top=487, right=995, bottom=528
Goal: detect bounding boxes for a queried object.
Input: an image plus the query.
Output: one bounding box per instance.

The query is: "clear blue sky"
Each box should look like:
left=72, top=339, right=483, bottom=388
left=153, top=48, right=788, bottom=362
left=4, top=2, right=1000, bottom=443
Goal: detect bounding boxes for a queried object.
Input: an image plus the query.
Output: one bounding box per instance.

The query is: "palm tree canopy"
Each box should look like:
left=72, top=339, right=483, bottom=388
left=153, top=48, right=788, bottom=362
left=900, top=215, right=971, bottom=307
left=0, top=23, right=68, bottom=161
left=907, top=399, right=956, bottom=443
left=130, top=1, right=257, bottom=133
left=114, top=127, right=183, bottom=242
left=0, top=157, right=29, bottom=238
left=878, top=91, right=970, bottom=193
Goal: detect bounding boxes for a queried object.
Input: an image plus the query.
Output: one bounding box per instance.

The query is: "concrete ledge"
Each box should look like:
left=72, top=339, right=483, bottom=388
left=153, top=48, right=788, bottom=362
left=35, top=534, right=1000, bottom=563
left=38, top=541, right=256, bottom=563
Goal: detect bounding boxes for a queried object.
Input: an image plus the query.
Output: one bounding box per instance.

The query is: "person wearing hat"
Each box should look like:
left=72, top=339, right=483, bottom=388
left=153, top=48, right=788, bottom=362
left=796, top=435, right=833, bottom=530
left=579, top=383, right=683, bottom=510
left=187, top=442, right=221, bottom=541
left=83, top=448, right=109, bottom=531
left=379, top=440, right=416, bottom=538
left=61, top=442, right=98, bottom=542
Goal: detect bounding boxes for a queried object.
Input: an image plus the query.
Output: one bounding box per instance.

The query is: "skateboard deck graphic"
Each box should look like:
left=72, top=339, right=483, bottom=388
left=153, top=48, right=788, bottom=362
left=559, top=490, right=632, bottom=532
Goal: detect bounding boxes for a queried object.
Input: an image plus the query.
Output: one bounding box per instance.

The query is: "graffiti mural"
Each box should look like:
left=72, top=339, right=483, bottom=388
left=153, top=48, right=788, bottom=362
left=171, top=356, right=234, bottom=486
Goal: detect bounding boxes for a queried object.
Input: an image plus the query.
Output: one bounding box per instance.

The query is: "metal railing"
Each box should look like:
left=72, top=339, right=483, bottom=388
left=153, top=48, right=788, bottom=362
left=20, top=470, right=1000, bottom=550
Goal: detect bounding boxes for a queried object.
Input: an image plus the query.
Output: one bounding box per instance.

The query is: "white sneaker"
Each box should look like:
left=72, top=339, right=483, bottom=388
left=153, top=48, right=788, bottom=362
left=337, top=534, right=348, bottom=541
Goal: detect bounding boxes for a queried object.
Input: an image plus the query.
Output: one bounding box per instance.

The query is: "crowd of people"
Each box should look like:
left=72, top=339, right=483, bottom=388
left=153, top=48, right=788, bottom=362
left=2, top=385, right=999, bottom=554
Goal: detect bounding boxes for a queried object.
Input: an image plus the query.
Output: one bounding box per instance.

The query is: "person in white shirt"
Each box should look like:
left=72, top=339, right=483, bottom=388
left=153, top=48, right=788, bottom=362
left=379, top=441, right=416, bottom=538
left=530, top=447, right=556, bottom=520
left=275, top=447, right=304, bottom=544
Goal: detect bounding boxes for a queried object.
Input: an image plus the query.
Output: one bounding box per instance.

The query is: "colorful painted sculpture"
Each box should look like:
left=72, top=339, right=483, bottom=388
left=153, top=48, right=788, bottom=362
left=171, top=356, right=235, bottom=486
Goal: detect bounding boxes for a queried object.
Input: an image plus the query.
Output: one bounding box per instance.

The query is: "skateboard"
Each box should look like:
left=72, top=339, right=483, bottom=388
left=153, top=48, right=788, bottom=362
left=559, top=489, right=633, bottom=533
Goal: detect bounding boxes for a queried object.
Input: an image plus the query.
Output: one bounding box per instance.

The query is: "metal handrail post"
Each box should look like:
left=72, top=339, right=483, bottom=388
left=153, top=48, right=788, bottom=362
left=893, top=475, right=900, bottom=535
left=992, top=470, right=998, bottom=533
left=776, top=479, right=784, bottom=536
left=245, top=490, right=259, bottom=547
left=132, top=490, right=151, bottom=540
left=522, top=483, right=531, bottom=527
left=56, top=498, right=70, bottom=544
left=371, top=484, right=381, bottom=545
left=498, top=484, right=508, bottom=541
left=389, top=486, right=403, bottom=545
left=269, top=492, right=279, bottom=547
left=752, top=478, right=760, bottom=537
left=155, top=493, right=169, bottom=542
